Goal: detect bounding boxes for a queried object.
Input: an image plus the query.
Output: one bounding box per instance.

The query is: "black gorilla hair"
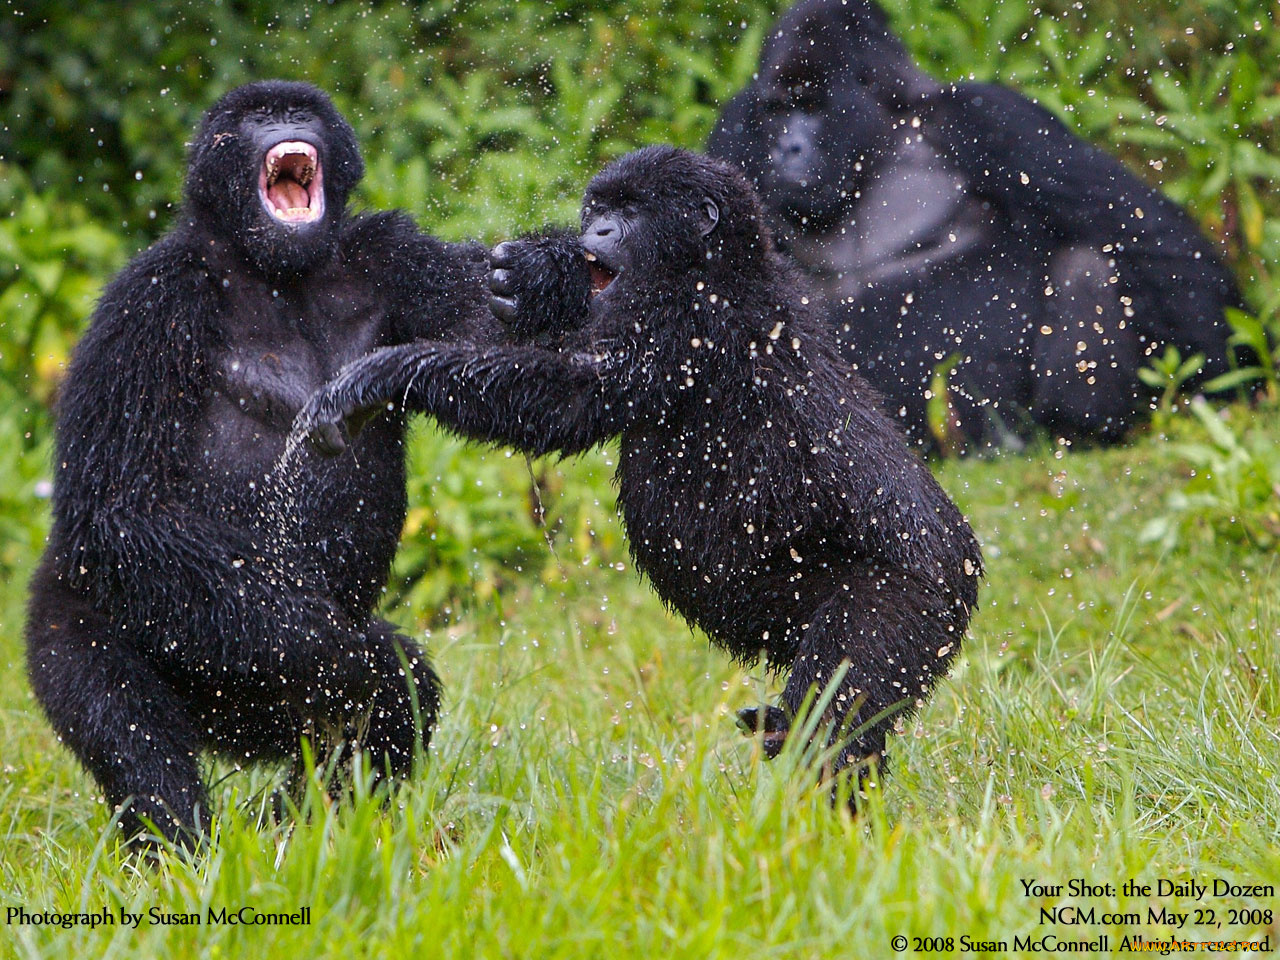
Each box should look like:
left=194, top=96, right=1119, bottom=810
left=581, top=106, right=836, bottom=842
left=760, top=0, right=922, bottom=106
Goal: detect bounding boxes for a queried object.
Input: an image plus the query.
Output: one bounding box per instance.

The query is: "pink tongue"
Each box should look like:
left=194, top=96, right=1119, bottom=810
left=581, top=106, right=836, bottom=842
left=270, top=179, right=309, bottom=210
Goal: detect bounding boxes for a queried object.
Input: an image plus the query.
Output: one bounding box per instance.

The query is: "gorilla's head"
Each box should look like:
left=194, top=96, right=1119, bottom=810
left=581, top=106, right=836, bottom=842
left=185, top=81, right=364, bottom=278
left=746, top=0, right=931, bottom=229
left=575, top=146, right=772, bottom=304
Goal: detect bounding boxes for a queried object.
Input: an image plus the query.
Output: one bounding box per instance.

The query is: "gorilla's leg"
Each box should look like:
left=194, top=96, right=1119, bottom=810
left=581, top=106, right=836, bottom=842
left=194, top=681, right=311, bottom=768
left=250, top=621, right=438, bottom=811
left=351, top=620, right=441, bottom=779
left=26, top=573, right=208, bottom=844
left=246, top=621, right=440, bottom=817
left=1032, top=247, right=1143, bottom=441
left=741, top=563, right=958, bottom=786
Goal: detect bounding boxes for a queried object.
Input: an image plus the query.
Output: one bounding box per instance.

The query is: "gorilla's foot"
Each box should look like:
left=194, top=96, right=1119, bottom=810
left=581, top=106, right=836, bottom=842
left=735, top=705, right=791, bottom=759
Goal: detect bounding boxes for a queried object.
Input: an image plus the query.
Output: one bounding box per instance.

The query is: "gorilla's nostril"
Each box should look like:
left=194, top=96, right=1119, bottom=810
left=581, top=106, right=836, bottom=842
left=773, top=137, right=804, bottom=161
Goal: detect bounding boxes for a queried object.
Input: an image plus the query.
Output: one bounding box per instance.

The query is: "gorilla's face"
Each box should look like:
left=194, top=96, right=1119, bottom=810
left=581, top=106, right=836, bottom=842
left=577, top=147, right=735, bottom=303
left=754, top=71, right=896, bottom=230
left=185, top=81, right=364, bottom=278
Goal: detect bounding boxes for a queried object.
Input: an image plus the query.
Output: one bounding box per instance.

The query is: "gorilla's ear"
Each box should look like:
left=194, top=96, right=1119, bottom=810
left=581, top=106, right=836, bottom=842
left=699, top=198, right=720, bottom=237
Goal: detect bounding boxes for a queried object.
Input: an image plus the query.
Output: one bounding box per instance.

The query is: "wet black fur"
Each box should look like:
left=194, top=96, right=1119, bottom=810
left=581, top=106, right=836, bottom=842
left=708, top=0, right=1244, bottom=449
left=25, top=81, right=498, bottom=844
left=297, top=146, right=983, bottom=793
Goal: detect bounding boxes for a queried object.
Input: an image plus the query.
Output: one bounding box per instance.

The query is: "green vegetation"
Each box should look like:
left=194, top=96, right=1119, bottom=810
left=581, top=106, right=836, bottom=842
left=3, top=402, right=1277, bottom=958
left=2, top=2, right=1278, bottom=957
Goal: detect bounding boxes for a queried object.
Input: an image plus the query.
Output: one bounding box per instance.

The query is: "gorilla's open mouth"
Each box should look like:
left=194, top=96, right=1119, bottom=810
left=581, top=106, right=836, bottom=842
left=259, top=141, right=324, bottom=225
left=583, top=250, right=618, bottom=296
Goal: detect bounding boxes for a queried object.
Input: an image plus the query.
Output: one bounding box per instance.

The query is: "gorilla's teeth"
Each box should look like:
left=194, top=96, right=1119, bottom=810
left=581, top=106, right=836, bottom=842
left=267, top=158, right=314, bottom=188
left=584, top=252, right=598, bottom=262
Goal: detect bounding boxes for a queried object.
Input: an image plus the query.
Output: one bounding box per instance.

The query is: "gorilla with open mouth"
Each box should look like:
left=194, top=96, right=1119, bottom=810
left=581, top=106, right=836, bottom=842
left=25, top=81, right=500, bottom=845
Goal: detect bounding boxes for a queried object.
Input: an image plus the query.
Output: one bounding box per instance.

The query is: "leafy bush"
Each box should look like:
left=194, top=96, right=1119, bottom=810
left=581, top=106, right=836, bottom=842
left=0, top=405, right=53, bottom=583
left=1204, top=304, right=1280, bottom=399
left=390, top=428, right=626, bottom=624
left=7, top=1, right=1279, bottom=252
left=2, top=1, right=782, bottom=242
left=1137, top=346, right=1206, bottom=431
left=0, top=165, right=125, bottom=433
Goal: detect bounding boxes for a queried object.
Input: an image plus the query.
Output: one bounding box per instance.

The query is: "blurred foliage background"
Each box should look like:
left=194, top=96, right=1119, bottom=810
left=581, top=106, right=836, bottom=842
left=2, top=0, right=1279, bottom=613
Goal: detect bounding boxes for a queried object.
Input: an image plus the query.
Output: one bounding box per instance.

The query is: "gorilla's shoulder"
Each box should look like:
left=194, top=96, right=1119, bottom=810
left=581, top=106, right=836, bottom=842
left=68, top=231, right=219, bottom=380
left=341, top=211, right=484, bottom=271
left=341, top=209, right=422, bottom=250
left=95, top=230, right=215, bottom=314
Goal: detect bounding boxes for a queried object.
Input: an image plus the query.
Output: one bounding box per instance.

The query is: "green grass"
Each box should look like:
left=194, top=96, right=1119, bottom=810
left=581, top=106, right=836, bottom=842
left=5, top=1, right=1280, bottom=954
left=1, top=403, right=1277, bottom=958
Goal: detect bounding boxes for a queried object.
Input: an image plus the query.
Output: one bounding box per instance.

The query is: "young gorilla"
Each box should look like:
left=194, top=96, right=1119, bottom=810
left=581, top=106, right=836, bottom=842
left=26, top=81, right=499, bottom=845
left=296, top=146, right=983, bottom=793
left=708, top=0, right=1243, bottom=448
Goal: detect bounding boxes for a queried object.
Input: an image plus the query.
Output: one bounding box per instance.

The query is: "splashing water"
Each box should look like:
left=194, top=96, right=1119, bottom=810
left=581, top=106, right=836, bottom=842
left=261, top=432, right=311, bottom=587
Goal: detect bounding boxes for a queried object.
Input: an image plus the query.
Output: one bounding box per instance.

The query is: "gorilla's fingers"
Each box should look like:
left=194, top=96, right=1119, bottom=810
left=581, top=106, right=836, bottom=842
left=310, top=420, right=348, bottom=457
left=294, top=390, right=348, bottom=457
left=490, top=295, right=519, bottom=324
left=735, top=705, right=791, bottom=760
left=490, top=241, right=518, bottom=270
left=490, top=268, right=515, bottom=297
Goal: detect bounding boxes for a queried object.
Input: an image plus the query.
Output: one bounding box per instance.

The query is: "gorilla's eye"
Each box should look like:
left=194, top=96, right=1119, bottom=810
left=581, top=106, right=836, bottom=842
left=789, top=88, right=823, bottom=111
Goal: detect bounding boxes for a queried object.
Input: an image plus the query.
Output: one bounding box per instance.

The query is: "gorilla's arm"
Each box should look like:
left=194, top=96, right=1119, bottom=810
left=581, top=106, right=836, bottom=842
left=347, top=213, right=593, bottom=347
left=53, top=244, right=378, bottom=712
left=919, top=82, right=1241, bottom=362
left=295, top=340, right=633, bottom=459
left=344, top=211, right=507, bottom=346
left=919, top=83, right=1233, bottom=267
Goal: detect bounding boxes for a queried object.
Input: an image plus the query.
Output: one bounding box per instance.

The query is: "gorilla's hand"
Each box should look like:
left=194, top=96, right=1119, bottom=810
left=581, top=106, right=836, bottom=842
left=489, top=229, right=592, bottom=340
left=294, top=351, right=401, bottom=456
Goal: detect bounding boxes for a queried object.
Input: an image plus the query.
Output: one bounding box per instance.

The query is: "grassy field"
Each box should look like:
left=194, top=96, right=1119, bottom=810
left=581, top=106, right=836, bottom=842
left=5, top=0, right=1280, bottom=956
left=1, top=398, right=1277, bottom=958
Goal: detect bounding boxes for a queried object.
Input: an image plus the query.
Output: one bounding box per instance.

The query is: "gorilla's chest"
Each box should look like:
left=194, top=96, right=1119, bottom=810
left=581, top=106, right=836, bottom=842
left=785, top=137, right=997, bottom=300
left=197, top=272, right=391, bottom=481
left=617, top=419, right=777, bottom=607
left=212, top=276, right=387, bottom=432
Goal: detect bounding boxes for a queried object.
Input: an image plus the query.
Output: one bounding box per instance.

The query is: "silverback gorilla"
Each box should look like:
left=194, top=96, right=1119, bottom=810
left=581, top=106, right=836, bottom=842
left=26, top=81, right=498, bottom=845
left=296, top=147, right=983, bottom=799
left=708, top=0, right=1243, bottom=448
